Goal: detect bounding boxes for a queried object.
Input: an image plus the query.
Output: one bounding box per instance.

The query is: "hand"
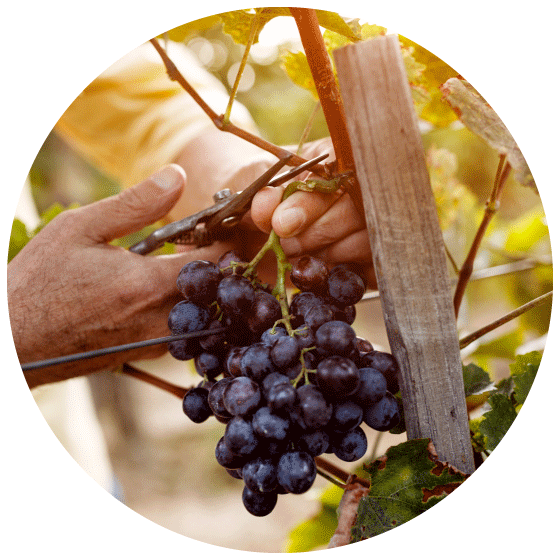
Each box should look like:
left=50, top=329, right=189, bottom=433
left=250, top=138, right=372, bottom=266
left=8, top=165, right=233, bottom=388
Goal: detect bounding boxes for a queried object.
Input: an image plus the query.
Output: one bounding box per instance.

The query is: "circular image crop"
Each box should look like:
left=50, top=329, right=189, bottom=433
left=6, top=6, right=553, bottom=555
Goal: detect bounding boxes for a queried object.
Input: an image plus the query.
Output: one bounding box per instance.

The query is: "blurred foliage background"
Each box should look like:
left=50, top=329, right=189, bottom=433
left=20, top=9, right=551, bottom=553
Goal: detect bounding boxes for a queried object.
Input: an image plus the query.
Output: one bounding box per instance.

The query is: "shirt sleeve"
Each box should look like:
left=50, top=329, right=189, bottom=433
left=55, top=40, right=259, bottom=189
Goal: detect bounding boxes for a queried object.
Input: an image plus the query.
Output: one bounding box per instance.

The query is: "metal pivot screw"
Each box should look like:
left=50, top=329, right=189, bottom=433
left=213, top=189, right=232, bottom=202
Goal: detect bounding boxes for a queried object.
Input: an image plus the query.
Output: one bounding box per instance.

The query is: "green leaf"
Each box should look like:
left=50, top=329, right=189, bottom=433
left=351, top=439, right=467, bottom=541
left=163, top=15, right=222, bottom=43
left=219, top=8, right=290, bottom=45
left=478, top=393, right=518, bottom=452
left=315, top=11, right=362, bottom=41
left=8, top=219, right=31, bottom=263
left=281, top=51, right=318, bottom=99
left=284, top=484, right=343, bottom=552
left=510, top=351, right=541, bottom=405
left=463, top=363, right=492, bottom=397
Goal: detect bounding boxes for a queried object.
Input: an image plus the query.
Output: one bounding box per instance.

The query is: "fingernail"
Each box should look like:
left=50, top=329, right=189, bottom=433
left=150, top=164, right=186, bottom=190
left=277, top=207, right=305, bottom=237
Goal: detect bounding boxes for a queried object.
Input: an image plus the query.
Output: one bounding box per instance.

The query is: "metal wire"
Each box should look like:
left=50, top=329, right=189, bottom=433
left=20, top=327, right=228, bottom=372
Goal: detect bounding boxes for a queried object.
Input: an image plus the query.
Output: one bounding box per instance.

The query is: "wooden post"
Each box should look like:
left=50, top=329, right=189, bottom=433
left=334, top=35, right=475, bottom=474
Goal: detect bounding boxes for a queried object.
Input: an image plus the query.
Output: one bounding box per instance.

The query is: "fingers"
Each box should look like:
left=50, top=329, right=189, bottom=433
left=313, top=229, right=373, bottom=264
left=77, top=164, right=187, bottom=243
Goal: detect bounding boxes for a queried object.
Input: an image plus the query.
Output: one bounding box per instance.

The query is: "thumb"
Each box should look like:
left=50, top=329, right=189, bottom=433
left=80, top=164, right=186, bottom=243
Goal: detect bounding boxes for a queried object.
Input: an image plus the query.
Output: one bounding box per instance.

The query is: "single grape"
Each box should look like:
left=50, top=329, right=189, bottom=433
left=182, top=387, right=213, bottom=423
left=293, top=324, right=315, bottom=350
left=207, top=377, right=234, bottom=418
left=216, top=275, right=255, bottom=317
left=315, top=355, right=360, bottom=400
left=215, top=436, right=247, bottom=469
left=303, top=304, right=335, bottom=331
left=296, top=384, right=333, bottom=429
left=242, top=485, right=278, bottom=517
left=252, top=406, right=290, bottom=441
left=168, top=301, right=211, bottom=335
left=167, top=338, right=200, bottom=361
left=277, top=451, right=317, bottom=494
left=289, top=292, right=324, bottom=327
left=194, top=352, right=222, bottom=380
left=332, top=426, right=368, bottom=462
left=363, top=392, right=401, bottom=431
left=261, top=372, right=291, bottom=395
left=270, top=335, right=300, bottom=369
left=225, top=346, right=247, bottom=377
left=242, top=456, right=278, bottom=493
left=315, top=321, right=357, bottom=357
left=223, top=376, right=262, bottom=416
left=327, top=267, right=365, bottom=306
left=329, top=400, right=363, bottom=432
left=217, top=250, right=248, bottom=276
left=176, top=260, right=222, bottom=305
left=224, top=416, right=260, bottom=456
left=199, top=319, right=227, bottom=354
left=240, top=342, right=276, bottom=382
left=248, top=291, right=282, bottom=335
left=260, top=324, right=288, bottom=347
left=353, top=367, right=387, bottom=407
left=290, top=255, right=329, bottom=294
left=356, top=337, right=374, bottom=354
left=266, top=382, right=297, bottom=412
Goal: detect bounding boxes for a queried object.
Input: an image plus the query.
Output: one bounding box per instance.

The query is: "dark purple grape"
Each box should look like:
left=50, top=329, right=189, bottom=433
left=277, top=451, right=317, bottom=494
left=290, top=255, right=329, bottom=294
left=215, top=436, right=247, bottom=469
left=353, top=367, right=387, bottom=407
left=360, top=351, right=400, bottom=394
left=223, top=376, right=262, bottom=416
left=270, top=335, right=300, bottom=369
left=289, top=292, right=324, bottom=327
left=168, top=301, right=211, bottom=335
left=242, top=457, right=278, bottom=493
left=207, top=377, right=234, bottom=418
left=262, top=372, right=291, bottom=395
left=327, top=267, right=365, bottom=306
left=356, top=337, right=374, bottom=354
left=242, top=485, right=278, bottom=516
left=296, top=384, right=333, bottom=429
left=240, top=342, right=276, bottom=382
left=248, top=291, right=282, bottom=335
left=363, top=392, right=400, bottom=431
left=293, top=324, right=315, bottom=350
left=329, top=400, right=363, bottom=432
left=315, top=321, right=357, bottom=357
left=182, top=387, right=212, bottom=423
left=194, top=352, right=222, bottom=380
left=217, top=275, right=255, bottom=317
left=217, top=250, right=248, bottom=276
left=176, top=260, right=222, bottom=305
left=167, top=338, right=200, bottom=361
left=266, top=382, right=297, bottom=412
left=303, top=304, right=335, bottom=331
left=225, top=346, right=247, bottom=377
left=199, top=319, right=227, bottom=353
left=224, top=416, right=259, bottom=456
left=296, top=430, right=330, bottom=457
left=316, top=356, right=360, bottom=400
left=261, top=325, right=288, bottom=347
left=225, top=468, right=243, bottom=480
left=332, top=426, right=368, bottom=462
left=252, top=406, right=290, bottom=441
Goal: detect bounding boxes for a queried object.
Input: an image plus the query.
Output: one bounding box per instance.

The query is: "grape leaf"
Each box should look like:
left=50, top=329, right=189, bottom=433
left=351, top=439, right=467, bottom=541
left=281, top=51, right=318, bottom=99
left=163, top=15, right=222, bottom=43
left=315, top=11, right=362, bottom=41
left=476, top=393, right=518, bottom=452
left=219, top=8, right=290, bottom=45
left=399, top=36, right=459, bottom=128
left=284, top=484, right=343, bottom=552
left=510, top=351, right=540, bottom=405
left=440, top=77, right=537, bottom=191
left=462, top=363, right=492, bottom=397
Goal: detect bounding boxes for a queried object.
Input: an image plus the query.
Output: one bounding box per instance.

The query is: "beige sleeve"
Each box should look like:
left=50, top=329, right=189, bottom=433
left=55, top=40, right=259, bottom=189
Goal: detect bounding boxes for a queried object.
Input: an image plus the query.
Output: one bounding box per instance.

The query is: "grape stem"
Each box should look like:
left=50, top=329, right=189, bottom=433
left=121, top=363, right=190, bottom=399
left=315, top=456, right=370, bottom=488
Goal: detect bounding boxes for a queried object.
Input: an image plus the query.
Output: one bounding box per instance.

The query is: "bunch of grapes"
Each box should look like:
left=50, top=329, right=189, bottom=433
left=168, top=252, right=400, bottom=517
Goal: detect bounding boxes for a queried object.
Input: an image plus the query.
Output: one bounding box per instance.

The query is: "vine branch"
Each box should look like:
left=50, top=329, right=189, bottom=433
left=121, top=363, right=190, bottom=399
left=149, top=37, right=328, bottom=178
left=459, top=290, right=552, bottom=349
left=453, top=155, right=512, bottom=316
left=289, top=7, right=364, bottom=215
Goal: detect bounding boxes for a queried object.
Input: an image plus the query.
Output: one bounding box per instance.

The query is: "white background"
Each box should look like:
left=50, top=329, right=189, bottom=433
left=1, top=1, right=558, bottom=558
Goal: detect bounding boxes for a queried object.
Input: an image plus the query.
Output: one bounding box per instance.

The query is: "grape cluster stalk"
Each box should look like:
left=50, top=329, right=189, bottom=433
left=168, top=234, right=400, bottom=517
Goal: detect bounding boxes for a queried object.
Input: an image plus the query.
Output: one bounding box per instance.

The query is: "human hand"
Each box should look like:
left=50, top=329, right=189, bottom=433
left=8, top=165, right=233, bottom=388
left=250, top=138, right=372, bottom=266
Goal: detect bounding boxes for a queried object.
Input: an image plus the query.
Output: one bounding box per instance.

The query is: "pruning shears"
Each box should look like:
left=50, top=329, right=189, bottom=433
left=129, top=153, right=329, bottom=255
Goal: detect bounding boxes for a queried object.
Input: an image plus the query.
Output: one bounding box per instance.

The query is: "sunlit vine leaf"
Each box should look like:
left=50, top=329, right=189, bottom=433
left=219, top=8, right=290, bottom=45
left=463, top=363, right=494, bottom=410
left=441, top=77, right=537, bottom=191
left=510, top=350, right=541, bottom=405
left=281, top=51, right=318, bottom=99
left=351, top=439, right=467, bottom=541
left=477, top=393, right=518, bottom=452
left=163, top=15, right=222, bottom=43
left=400, top=36, right=459, bottom=127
